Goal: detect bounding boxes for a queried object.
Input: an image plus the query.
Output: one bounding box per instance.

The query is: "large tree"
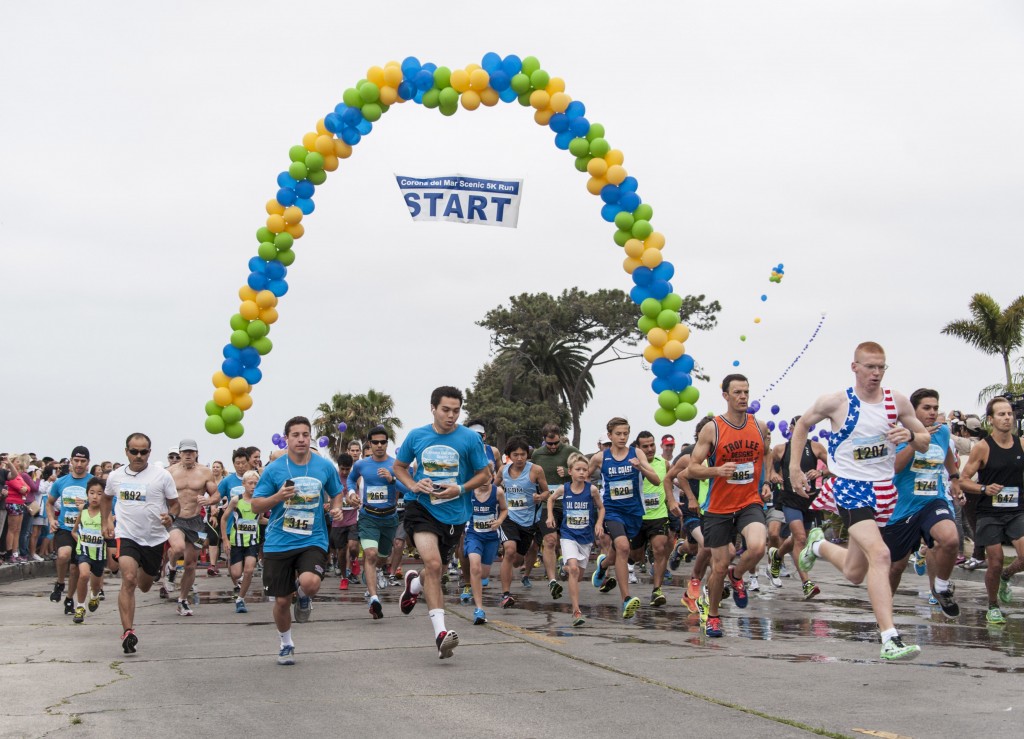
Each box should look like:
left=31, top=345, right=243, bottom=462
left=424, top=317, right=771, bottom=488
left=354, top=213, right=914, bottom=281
left=942, top=293, right=1024, bottom=390
left=313, top=388, right=402, bottom=459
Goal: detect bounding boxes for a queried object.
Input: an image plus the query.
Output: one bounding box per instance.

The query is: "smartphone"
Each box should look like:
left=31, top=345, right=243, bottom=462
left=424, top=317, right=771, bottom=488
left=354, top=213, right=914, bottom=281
left=284, top=479, right=294, bottom=487
left=431, top=483, right=445, bottom=493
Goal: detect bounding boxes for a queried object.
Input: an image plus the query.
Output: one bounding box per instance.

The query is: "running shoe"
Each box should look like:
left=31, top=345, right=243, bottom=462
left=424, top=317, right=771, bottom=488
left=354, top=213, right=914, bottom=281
left=400, top=570, right=420, bottom=614
left=369, top=598, right=383, bottom=620
left=177, top=599, right=194, bottom=617
left=88, top=594, right=99, bottom=613
left=293, top=585, right=312, bottom=624
left=207, top=566, right=221, bottom=577
left=961, top=556, right=985, bottom=571
left=599, top=576, right=618, bottom=594
left=521, top=575, right=533, bottom=589
left=393, top=566, right=403, bottom=578
left=277, top=644, right=295, bottom=665
left=668, top=543, right=684, bottom=571
left=696, top=585, right=710, bottom=632
left=748, top=574, right=760, bottom=592
left=728, top=566, right=748, bottom=608
left=235, top=598, right=248, bottom=614
left=347, top=573, right=360, bottom=585
left=339, top=578, right=349, bottom=591
left=986, top=606, right=1006, bottom=625
left=549, top=580, right=563, bottom=600
left=481, top=577, right=489, bottom=587
left=681, top=592, right=698, bottom=613
left=628, top=571, right=639, bottom=585
left=30, top=553, right=44, bottom=562
left=928, top=595, right=938, bottom=605
left=765, top=565, right=782, bottom=589
left=460, top=585, right=472, bottom=604
left=880, top=635, right=920, bottom=661
left=799, top=527, right=825, bottom=572
left=351, top=561, right=361, bottom=579
left=376, top=568, right=388, bottom=591
left=49, top=582, right=64, bottom=602
left=121, top=629, right=138, bottom=654
left=768, top=546, right=782, bottom=579
left=233, top=583, right=241, bottom=597
left=473, top=608, right=487, bottom=625
left=363, top=590, right=371, bottom=604
left=650, top=587, right=667, bottom=607
left=436, top=630, right=459, bottom=659
left=913, top=549, right=927, bottom=577
left=802, top=580, right=820, bottom=600
left=705, top=615, right=723, bottom=638
left=954, top=555, right=966, bottom=566
left=622, top=596, right=641, bottom=619
left=440, top=572, right=449, bottom=586
left=159, top=583, right=170, bottom=599
left=779, top=563, right=790, bottom=578
left=557, top=556, right=567, bottom=581
left=686, top=577, right=701, bottom=601
left=998, top=576, right=1013, bottom=605
left=97, top=589, right=105, bottom=601
left=500, top=593, right=516, bottom=609
left=73, top=606, right=85, bottom=624
left=64, top=596, right=74, bottom=615
left=932, top=587, right=959, bottom=617
left=592, top=554, right=608, bottom=589
left=572, top=609, right=586, bottom=626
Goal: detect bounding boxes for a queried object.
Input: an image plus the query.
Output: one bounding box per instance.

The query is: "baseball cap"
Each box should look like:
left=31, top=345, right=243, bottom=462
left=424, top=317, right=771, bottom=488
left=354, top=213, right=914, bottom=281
left=179, top=439, right=199, bottom=452
left=661, top=435, right=676, bottom=445
left=599, top=434, right=611, bottom=445
left=70, top=445, right=90, bottom=460
left=964, top=417, right=982, bottom=431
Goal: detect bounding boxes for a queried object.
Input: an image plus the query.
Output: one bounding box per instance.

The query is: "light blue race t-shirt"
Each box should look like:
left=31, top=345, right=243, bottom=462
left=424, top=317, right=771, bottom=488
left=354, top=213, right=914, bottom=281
left=397, top=424, right=489, bottom=525
left=350, top=456, right=398, bottom=518
left=218, top=473, right=245, bottom=500
left=254, top=454, right=342, bottom=553
left=49, top=474, right=94, bottom=532
left=890, top=425, right=953, bottom=522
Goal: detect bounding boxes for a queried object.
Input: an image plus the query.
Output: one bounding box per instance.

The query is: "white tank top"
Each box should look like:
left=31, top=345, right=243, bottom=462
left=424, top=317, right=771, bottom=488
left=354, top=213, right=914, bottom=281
left=827, top=387, right=899, bottom=482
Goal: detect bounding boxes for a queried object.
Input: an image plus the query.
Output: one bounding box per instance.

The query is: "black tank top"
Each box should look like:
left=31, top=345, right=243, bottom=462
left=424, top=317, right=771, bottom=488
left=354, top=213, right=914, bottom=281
left=780, top=441, right=820, bottom=510
left=978, top=436, right=1024, bottom=513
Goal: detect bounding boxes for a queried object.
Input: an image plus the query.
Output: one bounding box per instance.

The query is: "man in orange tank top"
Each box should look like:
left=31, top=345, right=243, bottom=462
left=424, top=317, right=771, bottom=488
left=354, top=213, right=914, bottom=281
left=687, top=374, right=771, bottom=637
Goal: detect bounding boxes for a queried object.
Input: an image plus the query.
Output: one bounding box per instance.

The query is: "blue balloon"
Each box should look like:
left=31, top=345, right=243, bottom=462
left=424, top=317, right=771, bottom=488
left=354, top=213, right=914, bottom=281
left=652, top=377, right=671, bottom=394
left=651, top=358, right=674, bottom=378
left=482, top=52, right=502, bottom=73
left=355, top=118, right=372, bottom=135
left=632, top=266, right=653, bottom=287
left=770, top=404, right=780, bottom=415
left=276, top=172, right=297, bottom=189
left=600, top=184, right=621, bottom=204
left=767, top=420, right=776, bottom=431
left=295, top=197, right=314, bottom=215
left=247, top=272, right=268, bottom=291
left=749, top=400, right=761, bottom=414
left=401, top=56, right=421, bottom=76
left=649, top=280, right=671, bottom=300
left=676, top=354, right=696, bottom=373
left=549, top=112, right=569, bottom=133
left=629, top=285, right=649, bottom=305
left=569, top=116, right=590, bottom=137
left=323, top=112, right=341, bottom=133
left=294, top=180, right=314, bottom=198
left=334, top=102, right=348, bottom=115
left=341, top=127, right=361, bottom=146
left=342, top=107, right=362, bottom=127
left=489, top=70, right=511, bottom=92
left=222, top=358, right=243, bottom=377
left=620, top=176, right=639, bottom=193
left=414, top=69, right=435, bottom=91
left=820, top=429, right=831, bottom=439
left=554, top=131, right=573, bottom=150
left=271, top=433, right=282, bottom=445
left=268, top=279, right=288, bottom=297
left=600, top=203, right=622, bottom=222
left=222, top=344, right=241, bottom=359
left=397, top=80, right=415, bottom=100
left=248, top=257, right=267, bottom=273
left=241, top=367, right=263, bottom=385
left=265, top=261, right=287, bottom=280
left=652, top=262, right=675, bottom=282
left=276, top=188, right=296, bottom=207
left=618, top=192, right=641, bottom=212
left=414, top=89, right=425, bottom=104
left=501, top=54, right=522, bottom=76
left=499, top=88, right=518, bottom=103
left=669, top=372, right=692, bottom=391
left=761, top=294, right=767, bottom=302
left=239, top=347, right=260, bottom=367
left=421, top=62, right=437, bottom=73
left=565, top=101, right=585, bottom=118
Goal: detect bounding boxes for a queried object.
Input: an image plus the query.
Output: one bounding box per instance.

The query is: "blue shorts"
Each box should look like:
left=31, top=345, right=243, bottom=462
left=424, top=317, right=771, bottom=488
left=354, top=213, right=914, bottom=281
left=76, top=553, right=105, bottom=578
left=783, top=506, right=815, bottom=529
left=358, top=513, right=398, bottom=557
left=463, top=535, right=499, bottom=566
left=882, top=498, right=954, bottom=561
left=603, top=511, right=642, bottom=542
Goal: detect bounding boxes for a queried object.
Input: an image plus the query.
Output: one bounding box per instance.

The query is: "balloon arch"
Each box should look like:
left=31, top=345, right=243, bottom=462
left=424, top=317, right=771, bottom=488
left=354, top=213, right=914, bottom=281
left=203, top=54, right=700, bottom=439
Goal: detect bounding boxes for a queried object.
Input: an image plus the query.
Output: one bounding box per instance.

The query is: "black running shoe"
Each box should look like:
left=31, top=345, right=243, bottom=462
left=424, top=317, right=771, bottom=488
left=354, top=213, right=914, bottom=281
left=369, top=599, right=383, bottom=620
left=121, top=629, right=138, bottom=654
left=49, top=582, right=65, bottom=603
left=64, top=596, right=74, bottom=615
left=932, top=587, right=960, bottom=619
left=599, top=576, right=617, bottom=594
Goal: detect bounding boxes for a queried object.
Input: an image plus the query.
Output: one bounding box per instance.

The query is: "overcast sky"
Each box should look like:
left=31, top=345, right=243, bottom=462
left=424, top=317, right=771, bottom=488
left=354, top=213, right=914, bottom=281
left=3, top=1, right=1023, bottom=464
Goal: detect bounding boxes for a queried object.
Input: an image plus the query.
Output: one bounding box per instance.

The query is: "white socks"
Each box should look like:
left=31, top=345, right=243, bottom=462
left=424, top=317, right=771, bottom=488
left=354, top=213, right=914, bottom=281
left=880, top=628, right=898, bottom=643
left=279, top=629, right=294, bottom=647
left=429, top=608, right=446, bottom=637
left=410, top=575, right=423, bottom=595
left=811, top=540, right=823, bottom=557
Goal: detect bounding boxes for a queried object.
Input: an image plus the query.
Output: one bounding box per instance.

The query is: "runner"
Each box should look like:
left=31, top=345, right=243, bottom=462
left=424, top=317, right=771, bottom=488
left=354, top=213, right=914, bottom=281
left=588, top=417, right=661, bottom=619
left=547, top=453, right=604, bottom=625
left=166, top=439, right=219, bottom=616
left=463, top=480, right=508, bottom=625
left=70, top=478, right=107, bottom=624
left=328, top=453, right=358, bottom=590
left=102, top=433, right=180, bottom=654
left=385, top=460, right=410, bottom=584
left=218, top=448, right=249, bottom=502
left=631, top=431, right=682, bottom=608
left=958, top=396, right=1024, bottom=624
left=46, top=445, right=93, bottom=615
left=253, top=416, right=344, bottom=665
left=667, top=418, right=714, bottom=613
left=459, top=421, right=501, bottom=603
left=498, top=436, right=550, bottom=607
left=532, top=423, right=580, bottom=597
left=219, top=470, right=264, bottom=613
left=884, top=388, right=963, bottom=618
left=393, top=386, right=490, bottom=660
left=687, top=374, right=770, bottom=638
left=793, top=342, right=929, bottom=660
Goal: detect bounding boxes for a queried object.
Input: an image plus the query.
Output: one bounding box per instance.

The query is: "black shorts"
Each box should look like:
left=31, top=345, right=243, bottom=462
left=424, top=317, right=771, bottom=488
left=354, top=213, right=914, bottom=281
left=838, top=505, right=876, bottom=529
left=975, top=510, right=1024, bottom=547
left=403, top=500, right=466, bottom=565
left=667, top=511, right=682, bottom=534
left=537, top=507, right=562, bottom=538
left=882, top=499, right=955, bottom=561
left=702, top=504, right=765, bottom=549
left=229, top=544, right=260, bottom=565
left=76, top=554, right=105, bottom=578
left=54, top=529, right=76, bottom=552
left=116, top=538, right=164, bottom=578
left=262, top=546, right=327, bottom=597
left=630, top=517, right=670, bottom=550
left=105, top=539, right=118, bottom=559
left=500, top=518, right=537, bottom=556
left=204, top=521, right=220, bottom=547
left=329, top=524, right=359, bottom=549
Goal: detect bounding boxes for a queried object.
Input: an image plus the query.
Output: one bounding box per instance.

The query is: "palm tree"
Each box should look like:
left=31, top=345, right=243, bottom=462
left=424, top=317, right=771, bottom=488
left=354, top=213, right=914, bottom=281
left=942, top=293, right=1024, bottom=388
left=313, top=389, right=402, bottom=458
left=977, top=357, right=1024, bottom=404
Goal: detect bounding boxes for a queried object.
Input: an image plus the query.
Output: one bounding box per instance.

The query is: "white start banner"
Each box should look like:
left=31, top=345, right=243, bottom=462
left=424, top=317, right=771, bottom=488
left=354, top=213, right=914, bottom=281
left=395, top=174, right=523, bottom=227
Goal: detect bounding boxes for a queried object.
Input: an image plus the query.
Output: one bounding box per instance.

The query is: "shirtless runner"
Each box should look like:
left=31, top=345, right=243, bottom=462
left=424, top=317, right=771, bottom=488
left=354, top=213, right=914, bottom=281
left=166, top=438, right=218, bottom=616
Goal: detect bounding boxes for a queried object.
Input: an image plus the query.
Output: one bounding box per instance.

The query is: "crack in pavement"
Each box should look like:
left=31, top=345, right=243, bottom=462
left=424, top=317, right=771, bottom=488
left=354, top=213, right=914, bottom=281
left=41, top=660, right=131, bottom=734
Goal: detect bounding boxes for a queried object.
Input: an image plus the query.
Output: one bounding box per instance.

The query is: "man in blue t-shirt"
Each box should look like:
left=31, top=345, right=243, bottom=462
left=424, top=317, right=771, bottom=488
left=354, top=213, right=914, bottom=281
left=883, top=388, right=964, bottom=618
left=218, top=448, right=249, bottom=502
left=46, top=446, right=93, bottom=614
left=252, top=416, right=344, bottom=666
left=394, top=386, right=490, bottom=660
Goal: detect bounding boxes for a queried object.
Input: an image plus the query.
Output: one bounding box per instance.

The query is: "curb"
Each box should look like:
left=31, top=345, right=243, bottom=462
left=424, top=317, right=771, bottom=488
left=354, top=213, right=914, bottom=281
left=0, top=560, right=57, bottom=585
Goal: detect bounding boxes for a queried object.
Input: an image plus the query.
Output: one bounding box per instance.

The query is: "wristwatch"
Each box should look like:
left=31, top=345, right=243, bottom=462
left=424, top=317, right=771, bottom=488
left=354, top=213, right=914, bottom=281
left=980, top=485, right=987, bottom=495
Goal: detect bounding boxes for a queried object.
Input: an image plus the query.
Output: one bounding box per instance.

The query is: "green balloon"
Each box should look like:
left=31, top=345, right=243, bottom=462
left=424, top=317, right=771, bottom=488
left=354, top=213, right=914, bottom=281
left=438, top=86, right=459, bottom=108
left=641, top=298, right=662, bottom=319
left=633, top=203, right=654, bottom=221
left=229, top=313, right=248, bottom=331
left=274, top=232, right=294, bottom=250
left=205, top=415, right=226, bottom=435
left=654, top=407, right=676, bottom=427
left=573, top=156, right=592, bottom=172
left=658, top=390, right=680, bottom=411
left=221, top=404, right=243, bottom=425
left=510, top=73, right=531, bottom=94
left=589, top=138, right=611, bottom=158
left=358, top=82, right=380, bottom=103
left=740, top=335, right=747, bottom=342
left=530, top=69, right=550, bottom=89
left=586, top=123, right=606, bottom=141
left=288, top=161, right=307, bottom=180
left=256, top=226, right=274, bottom=244
left=257, top=242, right=277, bottom=261
left=379, top=103, right=390, bottom=114
left=224, top=422, right=245, bottom=440
left=637, top=315, right=657, bottom=334
left=613, top=229, right=632, bottom=247
left=433, top=66, right=451, bottom=89
left=304, top=152, right=324, bottom=172
left=251, top=337, right=273, bottom=355
left=661, top=293, right=683, bottom=312
left=521, top=56, right=541, bottom=76
left=439, top=100, right=458, bottom=117
left=679, top=386, right=700, bottom=404
left=307, top=170, right=327, bottom=186
left=631, top=219, right=653, bottom=239
left=675, top=402, right=698, bottom=422
left=342, top=87, right=362, bottom=108
left=276, top=249, right=295, bottom=267
left=246, top=320, right=268, bottom=339
left=362, top=102, right=382, bottom=122
left=568, top=138, right=590, bottom=157
left=288, top=145, right=307, bottom=163
left=614, top=212, right=635, bottom=232
left=230, top=330, right=250, bottom=348
left=422, top=89, right=440, bottom=109
left=657, top=309, right=680, bottom=330
left=517, top=91, right=532, bottom=107
left=205, top=400, right=222, bottom=416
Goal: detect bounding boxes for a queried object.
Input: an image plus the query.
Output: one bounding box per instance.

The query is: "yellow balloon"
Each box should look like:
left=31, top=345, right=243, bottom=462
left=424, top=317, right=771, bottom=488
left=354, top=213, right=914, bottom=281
left=383, top=65, right=403, bottom=87
left=587, top=157, right=608, bottom=177
left=266, top=199, right=285, bottom=216
left=234, top=393, right=253, bottom=411
left=623, top=256, right=642, bottom=274
left=212, top=371, right=230, bottom=389
left=322, top=153, right=339, bottom=171
left=228, top=376, right=250, bottom=396
left=529, top=89, right=550, bottom=110
left=315, top=134, right=335, bottom=155
left=302, top=131, right=318, bottom=151
left=647, top=327, right=668, bottom=348
left=549, top=92, right=570, bottom=113
left=533, top=108, right=552, bottom=125
left=586, top=176, right=607, bottom=195
left=240, top=300, right=260, bottom=320
left=366, top=66, right=386, bottom=86
left=255, top=290, right=277, bottom=309
left=466, top=63, right=481, bottom=73
left=754, top=317, right=762, bottom=324
left=380, top=86, right=398, bottom=106
left=259, top=307, right=279, bottom=324
left=469, top=68, right=490, bottom=91
left=605, top=164, right=627, bottom=185
left=450, top=69, right=470, bottom=92
left=283, top=206, right=303, bottom=225
left=663, top=340, right=684, bottom=360
left=645, top=232, right=666, bottom=250
left=238, top=286, right=257, bottom=302
left=546, top=77, right=566, bottom=94
left=266, top=214, right=285, bottom=233
left=624, top=239, right=644, bottom=259
left=285, top=223, right=304, bottom=239
left=315, top=118, right=329, bottom=135
left=668, top=324, right=690, bottom=343
left=605, top=149, right=625, bottom=166
left=461, top=90, right=481, bottom=110
left=213, top=387, right=233, bottom=407
left=641, top=248, right=663, bottom=269
left=334, top=140, right=353, bottom=159
left=480, top=88, right=500, bottom=107
left=643, top=344, right=665, bottom=362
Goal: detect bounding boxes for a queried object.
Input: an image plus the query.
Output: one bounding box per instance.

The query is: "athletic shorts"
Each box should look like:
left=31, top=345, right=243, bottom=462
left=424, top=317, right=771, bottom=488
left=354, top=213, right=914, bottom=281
left=204, top=521, right=220, bottom=547
left=603, top=512, right=642, bottom=543
left=262, top=546, right=327, bottom=597
left=500, top=518, right=538, bottom=556
left=630, top=517, right=669, bottom=550
left=329, top=524, right=359, bottom=549
left=394, top=520, right=407, bottom=541
left=975, top=510, right=1024, bottom=547
left=837, top=505, right=876, bottom=528
left=54, top=529, right=76, bottom=552
left=560, top=538, right=593, bottom=566
left=667, top=511, right=682, bottom=534
left=5, top=503, right=26, bottom=516
left=229, top=544, right=260, bottom=565
left=76, top=554, right=105, bottom=578
left=882, top=499, right=955, bottom=560
left=116, top=538, right=164, bottom=577
left=402, top=500, right=466, bottom=566
left=358, top=513, right=397, bottom=557
left=702, top=504, right=766, bottom=549
left=171, top=514, right=205, bottom=547
left=537, top=507, right=562, bottom=538
left=765, top=508, right=786, bottom=526
left=783, top=506, right=816, bottom=529
left=464, top=534, right=500, bottom=566
left=105, top=538, right=118, bottom=559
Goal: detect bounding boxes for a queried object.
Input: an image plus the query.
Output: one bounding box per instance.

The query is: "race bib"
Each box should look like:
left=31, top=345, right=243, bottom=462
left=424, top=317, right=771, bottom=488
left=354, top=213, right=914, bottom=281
left=994, top=486, right=1020, bottom=508
left=63, top=509, right=80, bottom=528
left=643, top=493, right=662, bottom=510
left=236, top=519, right=258, bottom=535
left=727, top=462, right=754, bottom=485
left=365, top=485, right=389, bottom=504
left=282, top=510, right=315, bottom=535
left=79, top=527, right=104, bottom=547
left=566, top=512, right=590, bottom=529
left=912, top=474, right=939, bottom=496
left=608, top=481, right=633, bottom=500
left=472, top=514, right=496, bottom=531
left=506, top=494, right=528, bottom=509
left=118, top=483, right=147, bottom=503
left=396, top=497, right=405, bottom=513
left=852, top=434, right=889, bottom=462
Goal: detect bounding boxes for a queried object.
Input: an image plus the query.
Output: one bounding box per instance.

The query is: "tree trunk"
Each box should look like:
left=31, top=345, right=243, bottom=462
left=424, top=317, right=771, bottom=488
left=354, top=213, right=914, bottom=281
left=568, top=329, right=630, bottom=447
left=1004, top=352, right=1014, bottom=390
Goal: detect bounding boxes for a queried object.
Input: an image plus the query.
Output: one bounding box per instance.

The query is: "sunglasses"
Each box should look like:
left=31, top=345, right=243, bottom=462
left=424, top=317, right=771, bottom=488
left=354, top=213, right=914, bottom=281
left=369, top=439, right=388, bottom=445
left=544, top=439, right=560, bottom=445
left=128, top=448, right=151, bottom=456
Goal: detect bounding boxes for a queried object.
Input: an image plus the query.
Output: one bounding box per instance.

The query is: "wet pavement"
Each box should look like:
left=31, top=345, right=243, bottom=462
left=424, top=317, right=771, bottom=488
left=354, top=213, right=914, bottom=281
left=0, top=558, right=1021, bottom=738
